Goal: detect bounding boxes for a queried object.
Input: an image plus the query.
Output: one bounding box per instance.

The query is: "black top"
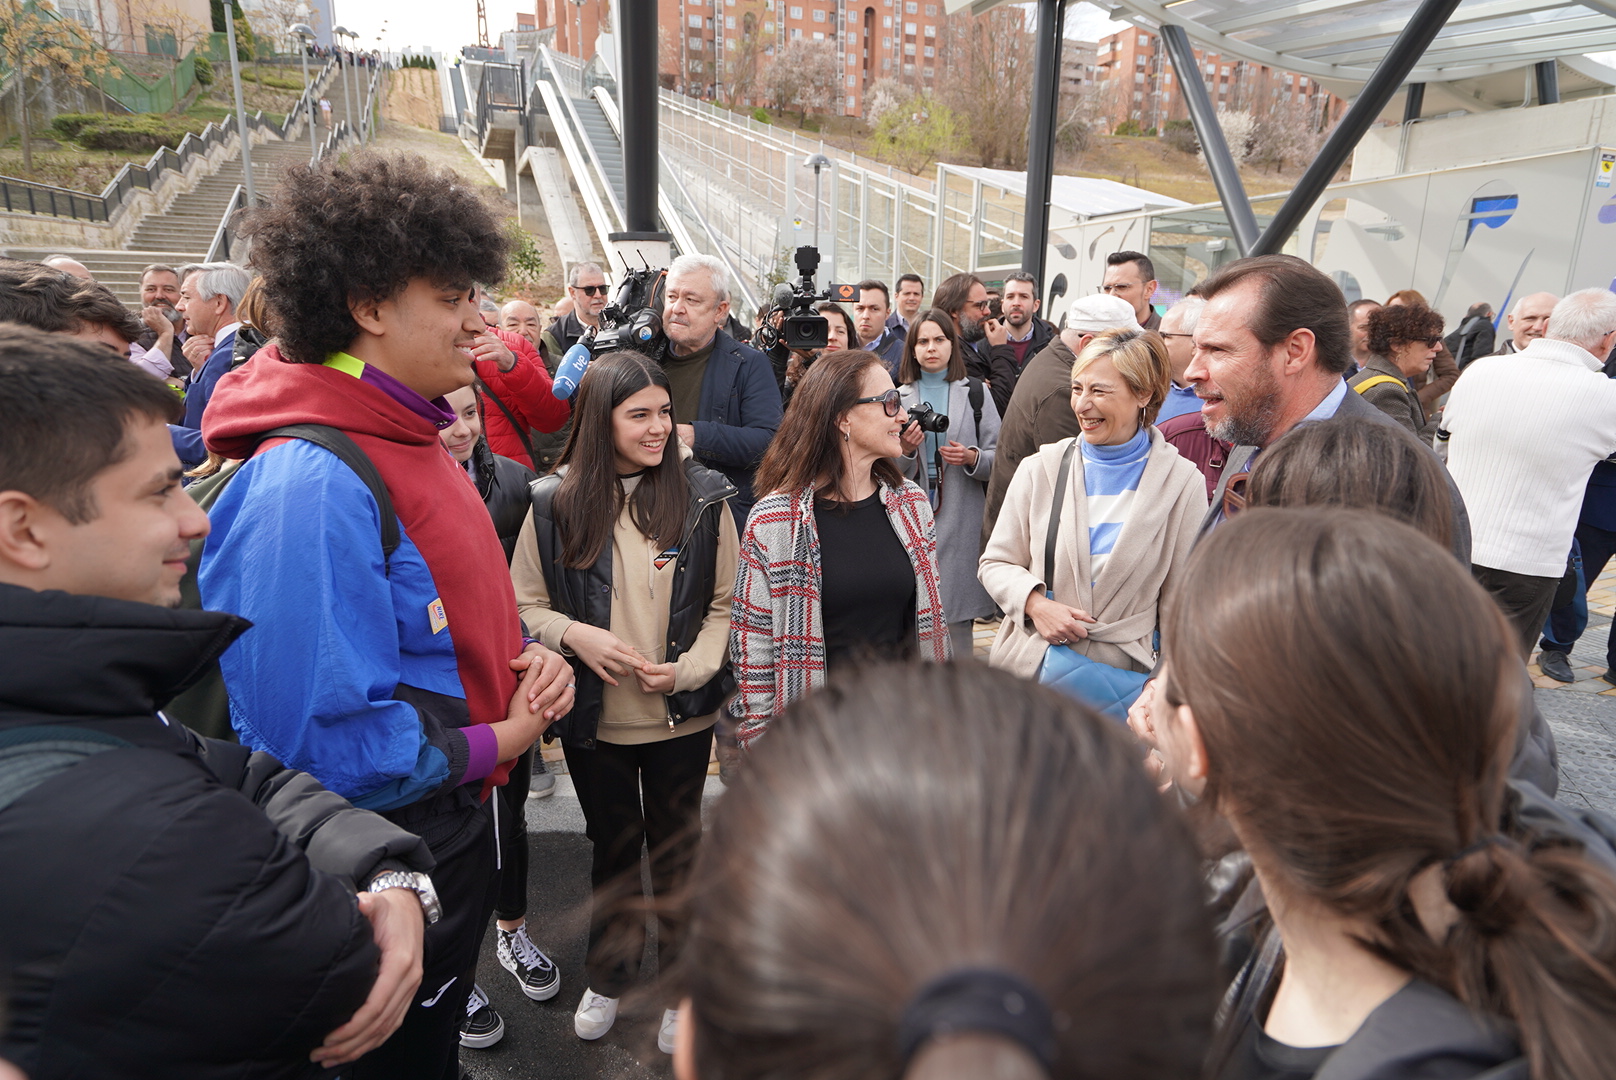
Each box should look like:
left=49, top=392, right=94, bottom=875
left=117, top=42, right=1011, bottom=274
left=815, top=491, right=916, bottom=672
left=1224, top=1021, right=1338, bottom=1080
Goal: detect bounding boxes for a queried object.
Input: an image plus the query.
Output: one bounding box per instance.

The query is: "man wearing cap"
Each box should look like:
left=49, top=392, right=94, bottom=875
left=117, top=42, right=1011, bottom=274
left=980, top=294, right=1141, bottom=543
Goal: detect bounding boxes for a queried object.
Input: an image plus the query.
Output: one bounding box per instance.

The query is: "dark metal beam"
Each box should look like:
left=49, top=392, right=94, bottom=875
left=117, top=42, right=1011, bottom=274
left=617, top=0, right=662, bottom=236
left=1251, top=0, right=1464, bottom=256
left=1536, top=59, right=1560, bottom=105
left=1020, top=0, right=1065, bottom=285
left=1403, top=82, right=1425, bottom=123
left=1161, top=24, right=1259, bottom=257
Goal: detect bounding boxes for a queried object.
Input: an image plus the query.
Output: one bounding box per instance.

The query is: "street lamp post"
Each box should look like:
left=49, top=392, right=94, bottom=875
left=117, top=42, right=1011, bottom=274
left=223, top=0, right=254, bottom=206
left=804, top=152, right=830, bottom=249
left=290, top=22, right=319, bottom=160
left=333, top=25, right=356, bottom=133
left=572, top=0, right=585, bottom=61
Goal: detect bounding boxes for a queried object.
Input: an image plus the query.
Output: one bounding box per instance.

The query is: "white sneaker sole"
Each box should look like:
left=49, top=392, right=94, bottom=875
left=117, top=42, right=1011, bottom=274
left=575, top=1014, right=616, bottom=1040
left=460, top=1013, right=505, bottom=1049
left=658, top=1029, right=676, bottom=1054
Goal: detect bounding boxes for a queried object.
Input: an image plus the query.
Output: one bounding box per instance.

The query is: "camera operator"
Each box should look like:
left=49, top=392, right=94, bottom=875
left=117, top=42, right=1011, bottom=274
left=662, top=254, right=784, bottom=525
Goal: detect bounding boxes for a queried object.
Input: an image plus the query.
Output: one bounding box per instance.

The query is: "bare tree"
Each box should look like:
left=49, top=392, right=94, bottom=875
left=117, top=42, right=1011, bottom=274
left=722, top=7, right=769, bottom=109
left=936, top=7, right=1033, bottom=168
left=1249, top=98, right=1321, bottom=173
left=765, top=37, right=838, bottom=122
left=0, top=0, right=115, bottom=172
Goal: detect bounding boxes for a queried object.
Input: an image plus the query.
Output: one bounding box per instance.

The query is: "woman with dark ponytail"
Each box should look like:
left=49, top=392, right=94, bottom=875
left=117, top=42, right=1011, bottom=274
left=511, top=350, right=739, bottom=1052
left=1152, top=507, right=1616, bottom=1080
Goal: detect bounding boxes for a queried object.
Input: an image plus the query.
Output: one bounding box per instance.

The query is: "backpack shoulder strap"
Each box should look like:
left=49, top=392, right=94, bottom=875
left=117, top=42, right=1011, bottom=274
left=966, top=376, right=985, bottom=442
left=262, top=424, right=401, bottom=568
left=1044, top=440, right=1079, bottom=596
left=474, top=377, right=538, bottom=468
left=1353, top=374, right=1404, bottom=396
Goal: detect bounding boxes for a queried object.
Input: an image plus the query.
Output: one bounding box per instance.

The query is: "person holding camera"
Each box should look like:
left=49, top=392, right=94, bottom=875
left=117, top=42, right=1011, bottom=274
left=511, top=350, right=738, bottom=1051
left=730, top=350, right=952, bottom=745
left=979, top=329, right=1204, bottom=687
left=895, top=309, right=1001, bottom=657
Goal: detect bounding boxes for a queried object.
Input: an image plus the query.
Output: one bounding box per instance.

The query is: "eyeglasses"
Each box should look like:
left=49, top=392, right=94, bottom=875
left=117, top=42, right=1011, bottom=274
left=853, top=389, right=902, bottom=417
left=573, top=284, right=609, bottom=296
left=1160, top=332, right=1194, bottom=340
left=1424, top=337, right=1443, bottom=347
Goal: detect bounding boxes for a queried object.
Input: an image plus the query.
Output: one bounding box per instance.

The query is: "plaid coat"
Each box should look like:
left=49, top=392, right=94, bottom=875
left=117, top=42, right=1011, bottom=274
left=729, top=479, right=952, bottom=744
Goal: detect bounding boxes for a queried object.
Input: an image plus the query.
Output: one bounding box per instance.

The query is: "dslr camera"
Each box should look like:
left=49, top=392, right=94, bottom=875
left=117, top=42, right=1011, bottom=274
left=905, top=400, right=949, bottom=433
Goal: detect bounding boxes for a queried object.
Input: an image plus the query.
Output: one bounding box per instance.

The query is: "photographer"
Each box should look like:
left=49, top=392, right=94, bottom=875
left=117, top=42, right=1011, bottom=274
left=896, top=309, right=1001, bottom=657
left=661, top=255, right=783, bottom=526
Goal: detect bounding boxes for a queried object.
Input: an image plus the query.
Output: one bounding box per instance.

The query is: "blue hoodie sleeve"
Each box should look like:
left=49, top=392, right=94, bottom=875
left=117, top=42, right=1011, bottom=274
left=198, top=440, right=472, bottom=811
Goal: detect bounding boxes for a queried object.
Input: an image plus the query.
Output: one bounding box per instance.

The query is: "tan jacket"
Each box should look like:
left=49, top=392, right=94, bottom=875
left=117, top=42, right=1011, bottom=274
left=511, top=476, right=739, bottom=744
left=978, top=430, right=1206, bottom=678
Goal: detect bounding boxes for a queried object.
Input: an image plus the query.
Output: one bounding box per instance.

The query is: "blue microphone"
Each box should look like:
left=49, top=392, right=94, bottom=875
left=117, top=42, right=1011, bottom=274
left=551, top=342, right=592, bottom=400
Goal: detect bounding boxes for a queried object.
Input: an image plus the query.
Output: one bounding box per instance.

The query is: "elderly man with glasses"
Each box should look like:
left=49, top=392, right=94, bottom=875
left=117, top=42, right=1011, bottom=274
left=541, top=262, right=612, bottom=360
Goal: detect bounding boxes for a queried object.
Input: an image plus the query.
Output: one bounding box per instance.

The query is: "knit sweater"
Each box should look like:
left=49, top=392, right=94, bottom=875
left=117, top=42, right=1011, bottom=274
left=512, top=473, right=738, bottom=744
left=1443, top=338, right=1616, bottom=576
left=1080, top=427, right=1150, bottom=584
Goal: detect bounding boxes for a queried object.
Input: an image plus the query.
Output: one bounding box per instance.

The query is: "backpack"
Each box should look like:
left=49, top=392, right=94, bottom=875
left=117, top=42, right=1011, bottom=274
left=163, top=425, right=401, bottom=741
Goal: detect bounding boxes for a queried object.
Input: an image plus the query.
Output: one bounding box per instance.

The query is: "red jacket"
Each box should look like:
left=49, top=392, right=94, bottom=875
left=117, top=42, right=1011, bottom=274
left=476, top=326, right=569, bottom=470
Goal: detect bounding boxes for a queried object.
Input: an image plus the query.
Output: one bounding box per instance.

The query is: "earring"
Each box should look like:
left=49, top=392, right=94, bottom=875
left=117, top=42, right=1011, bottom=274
left=842, top=429, right=850, bottom=442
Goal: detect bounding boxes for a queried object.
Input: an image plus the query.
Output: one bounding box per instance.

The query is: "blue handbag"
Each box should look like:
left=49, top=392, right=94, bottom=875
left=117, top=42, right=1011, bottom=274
left=1035, top=441, right=1148, bottom=720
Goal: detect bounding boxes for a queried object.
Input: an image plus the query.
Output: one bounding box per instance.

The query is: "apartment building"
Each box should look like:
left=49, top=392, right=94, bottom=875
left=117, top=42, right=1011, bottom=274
left=1093, top=26, right=1344, bottom=133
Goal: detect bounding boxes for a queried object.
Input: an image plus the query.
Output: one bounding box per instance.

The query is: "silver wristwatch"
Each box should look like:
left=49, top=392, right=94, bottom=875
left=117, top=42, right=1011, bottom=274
left=366, top=870, right=442, bottom=925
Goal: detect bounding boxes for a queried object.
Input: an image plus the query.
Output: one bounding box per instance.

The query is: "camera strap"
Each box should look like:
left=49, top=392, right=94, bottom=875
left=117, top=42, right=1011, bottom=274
left=475, top=377, right=538, bottom=468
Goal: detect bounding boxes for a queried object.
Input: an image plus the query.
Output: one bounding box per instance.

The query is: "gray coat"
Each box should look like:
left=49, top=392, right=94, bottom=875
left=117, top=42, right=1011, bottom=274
left=898, top=377, right=1001, bottom=625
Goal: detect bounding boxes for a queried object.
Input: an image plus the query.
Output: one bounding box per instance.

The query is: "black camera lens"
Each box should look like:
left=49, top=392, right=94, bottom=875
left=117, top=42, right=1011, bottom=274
left=782, top=313, right=830, bottom=351
left=906, top=402, right=949, bottom=433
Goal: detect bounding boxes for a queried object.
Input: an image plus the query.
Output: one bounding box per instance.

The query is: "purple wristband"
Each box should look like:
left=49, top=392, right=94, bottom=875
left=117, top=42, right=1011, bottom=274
left=462, top=723, right=501, bottom=782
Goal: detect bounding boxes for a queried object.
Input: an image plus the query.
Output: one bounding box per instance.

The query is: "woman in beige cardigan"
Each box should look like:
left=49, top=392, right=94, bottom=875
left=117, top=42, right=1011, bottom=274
left=979, top=329, right=1206, bottom=679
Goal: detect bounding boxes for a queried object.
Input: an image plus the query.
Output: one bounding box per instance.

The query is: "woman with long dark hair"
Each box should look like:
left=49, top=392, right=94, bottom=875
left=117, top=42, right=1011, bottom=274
left=730, top=349, right=951, bottom=744
left=510, top=350, right=738, bottom=1053
left=895, top=308, right=1001, bottom=655
left=1153, top=507, right=1616, bottom=1080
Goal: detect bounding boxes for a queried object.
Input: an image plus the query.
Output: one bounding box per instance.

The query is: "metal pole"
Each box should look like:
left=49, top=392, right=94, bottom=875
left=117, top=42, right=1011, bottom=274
left=1535, top=60, right=1559, bottom=105
left=1019, top=0, right=1064, bottom=284
left=1403, top=82, right=1425, bottom=123
left=342, top=37, right=355, bottom=131
left=1252, top=0, right=1463, bottom=256
left=617, top=0, right=665, bottom=236
left=299, top=45, right=316, bottom=159
left=224, top=1, right=255, bottom=206
left=1161, top=23, right=1258, bottom=256
left=813, top=165, right=822, bottom=249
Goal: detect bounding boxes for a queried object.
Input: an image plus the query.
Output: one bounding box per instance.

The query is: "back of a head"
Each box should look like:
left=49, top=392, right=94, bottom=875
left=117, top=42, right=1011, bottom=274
left=1545, top=288, right=1616, bottom=355
left=0, top=260, right=140, bottom=342
left=1244, top=417, right=1453, bottom=551
left=682, top=663, right=1216, bottom=1080
left=1199, top=255, right=1351, bottom=374
left=1166, top=507, right=1616, bottom=1080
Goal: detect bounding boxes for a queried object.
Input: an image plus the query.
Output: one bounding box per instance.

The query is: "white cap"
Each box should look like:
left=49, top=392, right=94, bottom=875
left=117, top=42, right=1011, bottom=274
left=1063, top=294, right=1142, bottom=334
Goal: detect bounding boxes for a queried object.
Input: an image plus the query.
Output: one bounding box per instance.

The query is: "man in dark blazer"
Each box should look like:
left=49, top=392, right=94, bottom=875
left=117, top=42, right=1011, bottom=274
left=1185, top=255, right=1470, bottom=562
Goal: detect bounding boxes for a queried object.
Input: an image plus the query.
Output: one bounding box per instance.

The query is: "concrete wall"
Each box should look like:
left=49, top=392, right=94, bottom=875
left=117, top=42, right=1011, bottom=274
left=1354, top=96, right=1616, bottom=180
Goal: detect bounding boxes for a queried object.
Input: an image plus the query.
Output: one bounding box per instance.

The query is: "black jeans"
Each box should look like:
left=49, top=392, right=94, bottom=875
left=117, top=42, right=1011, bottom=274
left=494, top=747, right=532, bottom=922
left=1473, top=563, right=1560, bottom=659
left=563, top=726, right=714, bottom=997
left=351, top=803, right=498, bottom=1080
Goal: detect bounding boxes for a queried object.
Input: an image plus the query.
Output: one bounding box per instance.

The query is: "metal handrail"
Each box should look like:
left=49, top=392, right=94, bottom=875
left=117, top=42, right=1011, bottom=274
left=205, top=184, right=246, bottom=263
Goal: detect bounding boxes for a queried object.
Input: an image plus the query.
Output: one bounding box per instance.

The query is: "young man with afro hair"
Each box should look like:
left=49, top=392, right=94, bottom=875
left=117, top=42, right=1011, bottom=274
left=196, top=152, right=577, bottom=1079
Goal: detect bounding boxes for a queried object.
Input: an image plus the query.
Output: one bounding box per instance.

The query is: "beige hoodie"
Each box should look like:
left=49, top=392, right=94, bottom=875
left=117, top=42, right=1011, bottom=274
left=511, top=473, right=738, bottom=744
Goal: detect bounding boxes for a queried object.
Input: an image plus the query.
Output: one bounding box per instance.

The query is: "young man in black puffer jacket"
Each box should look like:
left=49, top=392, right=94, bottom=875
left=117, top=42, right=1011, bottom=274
left=0, top=329, right=439, bottom=1080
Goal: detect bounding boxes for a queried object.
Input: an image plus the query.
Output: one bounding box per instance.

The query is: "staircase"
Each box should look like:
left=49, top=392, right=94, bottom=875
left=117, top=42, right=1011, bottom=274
left=3, top=67, right=364, bottom=305
left=572, top=94, right=627, bottom=215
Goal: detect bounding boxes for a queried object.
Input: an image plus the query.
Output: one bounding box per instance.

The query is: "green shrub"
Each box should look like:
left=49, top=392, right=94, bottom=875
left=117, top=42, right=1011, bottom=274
left=194, top=56, right=216, bottom=86
left=751, top=106, right=770, bottom=124
left=1143, top=126, right=1157, bottom=137
left=506, top=222, right=545, bottom=288
left=1113, top=119, right=1143, bottom=137
left=49, top=113, right=102, bottom=140
left=75, top=115, right=196, bottom=151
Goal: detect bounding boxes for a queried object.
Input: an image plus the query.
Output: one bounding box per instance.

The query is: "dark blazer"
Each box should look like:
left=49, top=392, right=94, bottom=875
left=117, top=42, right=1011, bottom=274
left=983, top=318, right=1058, bottom=418
left=982, top=334, right=1083, bottom=545
left=691, top=329, right=784, bottom=524
left=1198, top=385, right=1473, bottom=565
left=171, top=327, right=238, bottom=467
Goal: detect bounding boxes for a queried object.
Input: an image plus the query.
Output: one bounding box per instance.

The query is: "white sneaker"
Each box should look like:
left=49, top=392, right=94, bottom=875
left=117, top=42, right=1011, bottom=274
left=657, top=1007, right=678, bottom=1055
left=574, top=988, right=619, bottom=1040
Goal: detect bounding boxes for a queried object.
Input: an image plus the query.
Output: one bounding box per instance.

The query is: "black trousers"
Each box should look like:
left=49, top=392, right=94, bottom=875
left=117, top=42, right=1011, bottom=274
left=1473, top=563, right=1560, bottom=659
left=351, top=803, right=499, bottom=1080
left=494, top=748, right=532, bottom=922
left=563, top=726, right=714, bottom=997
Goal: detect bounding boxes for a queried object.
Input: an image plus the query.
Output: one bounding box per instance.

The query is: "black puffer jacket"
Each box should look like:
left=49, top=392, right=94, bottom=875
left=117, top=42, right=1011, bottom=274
left=0, top=584, right=434, bottom=1079
left=472, top=437, right=538, bottom=562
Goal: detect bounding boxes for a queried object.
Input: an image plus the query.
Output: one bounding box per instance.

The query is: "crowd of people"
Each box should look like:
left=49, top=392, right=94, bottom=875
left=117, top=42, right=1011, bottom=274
left=4, top=147, right=1616, bottom=1080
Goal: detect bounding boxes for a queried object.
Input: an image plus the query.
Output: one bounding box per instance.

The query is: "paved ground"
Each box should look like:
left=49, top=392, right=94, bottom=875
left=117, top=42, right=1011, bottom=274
left=461, top=578, right=1616, bottom=1079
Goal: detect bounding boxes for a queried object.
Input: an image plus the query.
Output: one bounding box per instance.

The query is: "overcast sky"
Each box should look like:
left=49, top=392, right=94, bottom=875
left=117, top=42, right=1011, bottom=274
left=325, top=0, right=1125, bottom=56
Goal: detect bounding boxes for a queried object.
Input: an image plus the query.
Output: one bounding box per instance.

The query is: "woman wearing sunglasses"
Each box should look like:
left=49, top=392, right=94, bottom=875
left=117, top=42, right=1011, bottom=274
left=1348, top=304, right=1445, bottom=440
left=729, top=349, right=952, bottom=745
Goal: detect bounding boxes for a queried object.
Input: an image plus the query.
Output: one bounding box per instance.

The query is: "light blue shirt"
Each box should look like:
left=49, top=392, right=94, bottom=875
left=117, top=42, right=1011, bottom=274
left=1155, top=382, right=1203, bottom=424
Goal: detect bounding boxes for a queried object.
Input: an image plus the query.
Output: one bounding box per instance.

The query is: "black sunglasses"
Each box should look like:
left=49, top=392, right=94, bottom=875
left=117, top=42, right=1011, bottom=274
left=573, top=284, right=609, bottom=296
left=853, top=389, right=902, bottom=417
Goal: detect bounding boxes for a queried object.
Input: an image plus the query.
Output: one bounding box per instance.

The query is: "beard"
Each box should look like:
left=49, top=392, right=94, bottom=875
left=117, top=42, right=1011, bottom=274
left=1204, top=364, right=1283, bottom=448
left=958, top=315, right=986, bottom=343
